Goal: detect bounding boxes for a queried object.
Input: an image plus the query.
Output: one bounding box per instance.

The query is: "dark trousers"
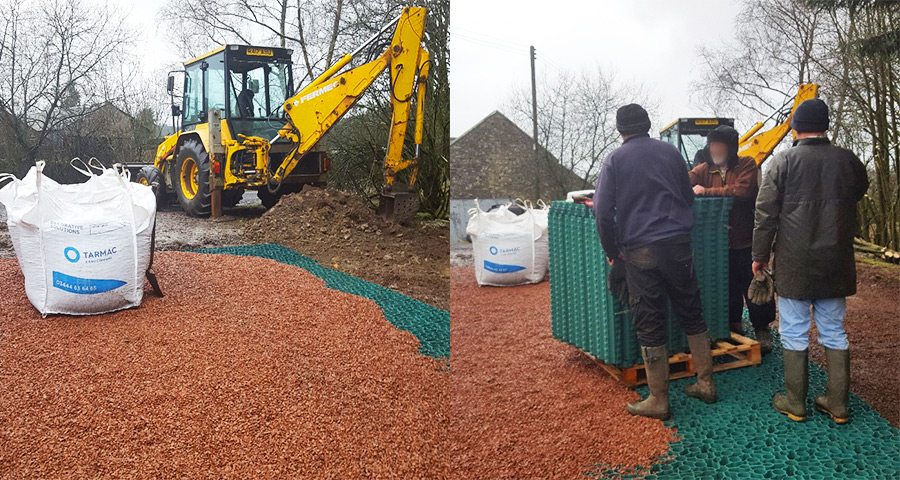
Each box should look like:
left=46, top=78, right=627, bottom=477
left=728, top=247, right=776, bottom=330
left=622, top=241, right=708, bottom=347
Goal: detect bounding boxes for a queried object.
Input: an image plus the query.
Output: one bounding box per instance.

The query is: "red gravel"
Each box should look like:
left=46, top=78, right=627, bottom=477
left=448, top=267, right=674, bottom=479
left=0, top=253, right=449, bottom=478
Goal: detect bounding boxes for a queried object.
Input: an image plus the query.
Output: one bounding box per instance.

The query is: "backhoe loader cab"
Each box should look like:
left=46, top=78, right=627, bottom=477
left=660, top=117, right=735, bottom=169
left=137, top=45, right=329, bottom=217
left=179, top=45, right=294, bottom=139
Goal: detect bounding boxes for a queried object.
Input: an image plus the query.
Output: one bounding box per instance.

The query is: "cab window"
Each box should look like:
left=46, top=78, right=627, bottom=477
left=205, top=54, right=226, bottom=114
left=228, top=60, right=291, bottom=119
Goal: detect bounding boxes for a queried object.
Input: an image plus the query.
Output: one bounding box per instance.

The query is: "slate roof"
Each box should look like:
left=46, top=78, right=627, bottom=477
left=451, top=111, right=589, bottom=200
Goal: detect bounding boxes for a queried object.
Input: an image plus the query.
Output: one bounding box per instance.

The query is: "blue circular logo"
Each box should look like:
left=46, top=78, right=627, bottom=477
left=489, top=246, right=498, bottom=255
left=64, top=247, right=80, bottom=263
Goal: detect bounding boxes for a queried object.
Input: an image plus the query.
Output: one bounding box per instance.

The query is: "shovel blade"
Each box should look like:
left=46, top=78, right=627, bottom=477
left=378, top=190, right=419, bottom=224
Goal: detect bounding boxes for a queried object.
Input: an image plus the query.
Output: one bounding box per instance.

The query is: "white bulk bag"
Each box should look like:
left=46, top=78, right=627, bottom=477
left=466, top=200, right=548, bottom=286
left=0, top=160, right=157, bottom=316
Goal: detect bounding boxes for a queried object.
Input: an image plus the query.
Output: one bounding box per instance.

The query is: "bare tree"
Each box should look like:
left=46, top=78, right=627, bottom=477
left=158, top=0, right=386, bottom=84
left=0, top=0, right=132, bottom=173
left=694, top=0, right=824, bottom=119
left=695, top=0, right=899, bottom=249
left=507, top=66, right=655, bottom=190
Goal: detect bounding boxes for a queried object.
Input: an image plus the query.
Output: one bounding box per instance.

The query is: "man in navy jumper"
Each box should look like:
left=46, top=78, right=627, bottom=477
left=593, top=104, right=717, bottom=420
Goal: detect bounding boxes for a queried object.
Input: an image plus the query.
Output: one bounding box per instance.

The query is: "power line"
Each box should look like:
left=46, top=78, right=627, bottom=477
left=450, top=31, right=526, bottom=54
left=452, top=27, right=529, bottom=50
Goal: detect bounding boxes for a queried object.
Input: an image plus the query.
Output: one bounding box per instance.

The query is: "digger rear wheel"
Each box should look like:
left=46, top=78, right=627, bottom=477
left=174, top=139, right=211, bottom=217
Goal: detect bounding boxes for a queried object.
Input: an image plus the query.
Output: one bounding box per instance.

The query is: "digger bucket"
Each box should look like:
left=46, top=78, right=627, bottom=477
left=378, top=188, right=419, bottom=224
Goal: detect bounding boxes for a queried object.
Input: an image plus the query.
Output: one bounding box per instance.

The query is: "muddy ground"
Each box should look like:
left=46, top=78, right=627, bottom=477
left=0, top=189, right=449, bottom=310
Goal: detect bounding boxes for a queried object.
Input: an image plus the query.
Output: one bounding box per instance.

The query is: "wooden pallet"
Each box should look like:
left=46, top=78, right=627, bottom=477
left=593, top=332, right=762, bottom=387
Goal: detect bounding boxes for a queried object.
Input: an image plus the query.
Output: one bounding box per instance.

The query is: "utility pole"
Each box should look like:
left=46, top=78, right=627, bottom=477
left=530, top=45, right=541, bottom=200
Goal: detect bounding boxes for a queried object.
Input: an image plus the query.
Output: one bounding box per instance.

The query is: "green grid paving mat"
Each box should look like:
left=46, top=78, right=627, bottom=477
left=549, top=198, right=733, bottom=367
left=196, top=243, right=449, bottom=359
left=589, top=316, right=900, bottom=479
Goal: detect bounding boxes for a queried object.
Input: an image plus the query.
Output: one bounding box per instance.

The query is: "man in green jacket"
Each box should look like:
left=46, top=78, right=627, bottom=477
left=752, top=99, right=869, bottom=424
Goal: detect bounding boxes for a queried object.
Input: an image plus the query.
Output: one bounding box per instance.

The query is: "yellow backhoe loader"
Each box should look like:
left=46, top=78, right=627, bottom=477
left=132, top=6, right=429, bottom=222
left=660, top=82, right=819, bottom=167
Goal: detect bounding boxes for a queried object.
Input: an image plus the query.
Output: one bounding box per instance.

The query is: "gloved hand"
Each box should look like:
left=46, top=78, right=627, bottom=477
left=607, top=260, right=629, bottom=306
left=747, top=269, right=775, bottom=305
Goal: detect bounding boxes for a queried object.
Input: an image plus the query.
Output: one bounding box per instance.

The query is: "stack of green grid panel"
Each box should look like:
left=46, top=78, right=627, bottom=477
left=548, top=197, right=732, bottom=367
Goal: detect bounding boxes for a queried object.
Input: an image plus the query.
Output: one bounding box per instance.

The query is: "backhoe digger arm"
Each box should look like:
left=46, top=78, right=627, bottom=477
left=738, top=83, right=819, bottom=166
left=270, top=6, right=428, bottom=188
left=386, top=48, right=429, bottom=188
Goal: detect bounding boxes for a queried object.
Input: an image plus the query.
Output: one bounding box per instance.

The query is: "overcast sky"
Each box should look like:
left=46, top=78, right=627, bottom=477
left=450, top=0, right=744, bottom=137
left=94, top=0, right=182, bottom=82
left=104, top=0, right=747, bottom=137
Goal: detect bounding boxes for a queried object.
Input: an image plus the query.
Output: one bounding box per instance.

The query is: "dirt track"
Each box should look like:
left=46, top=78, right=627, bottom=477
left=246, top=187, right=449, bottom=309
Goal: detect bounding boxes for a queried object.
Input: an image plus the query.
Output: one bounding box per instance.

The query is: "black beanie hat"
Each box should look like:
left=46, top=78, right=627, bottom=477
left=791, top=98, right=829, bottom=133
left=616, top=104, right=651, bottom=135
left=706, top=125, right=739, bottom=148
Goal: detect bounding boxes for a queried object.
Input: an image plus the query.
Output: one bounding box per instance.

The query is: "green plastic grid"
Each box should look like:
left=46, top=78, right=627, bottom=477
left=587, top=315, right=900, bottom=479
left=196, top=243, right=449, bottom=359
left=548, top=198, right=733, bottom=367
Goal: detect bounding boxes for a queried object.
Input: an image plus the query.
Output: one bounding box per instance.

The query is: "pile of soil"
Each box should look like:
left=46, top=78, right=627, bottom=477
left=246, top=186, right=449, bottom=309
left=807, top=260, right=900, bottom=426
left=449, top=267, right=674, bottom=478
left=0, top=253, right=449, bottom=478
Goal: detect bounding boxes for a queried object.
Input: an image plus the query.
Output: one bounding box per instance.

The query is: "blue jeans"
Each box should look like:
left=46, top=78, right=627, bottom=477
left=777, top=297, right=848, bottom=351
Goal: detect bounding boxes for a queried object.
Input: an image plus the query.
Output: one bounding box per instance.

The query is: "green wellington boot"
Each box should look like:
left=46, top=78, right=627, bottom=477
left=627, top=345, right=671, bottom=420
left=815, top=348, right=851, bottom=424
left=684, top=332, right=717, bottom=403
left=773, top=349, right=808, bottom=421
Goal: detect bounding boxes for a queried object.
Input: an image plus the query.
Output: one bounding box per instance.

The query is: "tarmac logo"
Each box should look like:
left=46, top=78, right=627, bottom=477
left=488, top=245, right=520, bottom=256
left=64, top=247, right=80, bottom=263
left=64, top=246, right=118, bottom=265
